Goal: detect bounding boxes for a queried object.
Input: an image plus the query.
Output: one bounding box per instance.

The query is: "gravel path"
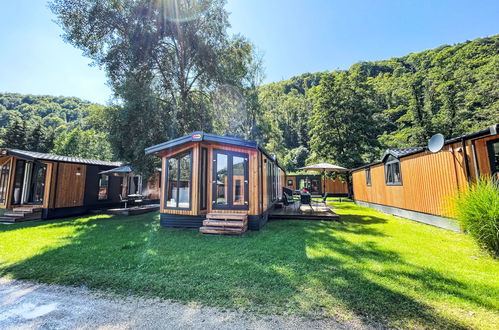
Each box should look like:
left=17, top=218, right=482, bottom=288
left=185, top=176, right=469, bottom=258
left=0, top=278, right=375, bottom=330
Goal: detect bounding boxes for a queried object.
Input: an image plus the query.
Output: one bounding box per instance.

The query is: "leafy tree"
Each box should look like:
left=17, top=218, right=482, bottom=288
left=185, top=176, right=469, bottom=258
left=52, top=126, right=113, bottom=160
left=308, top=70, right=382, bottom=168
left=50, top=0, right=260, bottom=174
left=2, top=118, right=28, bottom=150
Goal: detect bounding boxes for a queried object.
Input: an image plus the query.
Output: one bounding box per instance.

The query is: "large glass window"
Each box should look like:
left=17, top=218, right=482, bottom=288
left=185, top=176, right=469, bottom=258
left=165, top=150, right=191, bottom=209
left=98, top=175, right=109, bottom=200
left=0, top=162, right=10, bottom=204
left=232, top=156, right=245, bottom=206
left=385, top=156, right=402, bottom=185
left=213, top=150, right=248, bottom=210
left=215, top=153, right=228, bottom=205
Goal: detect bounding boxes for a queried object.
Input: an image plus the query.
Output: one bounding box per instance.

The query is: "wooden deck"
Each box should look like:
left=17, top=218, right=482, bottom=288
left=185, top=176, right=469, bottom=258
left=269, top=202, right=340, bottom=221
left=100, top=204, right=160, bottom=216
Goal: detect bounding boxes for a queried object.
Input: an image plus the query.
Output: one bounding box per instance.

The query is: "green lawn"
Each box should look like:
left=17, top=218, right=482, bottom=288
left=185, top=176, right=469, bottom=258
left=0, top=202, right=497, bottom=329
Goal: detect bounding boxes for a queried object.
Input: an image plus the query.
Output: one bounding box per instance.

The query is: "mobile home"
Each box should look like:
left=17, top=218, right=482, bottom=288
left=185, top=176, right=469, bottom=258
left=351, top=125, right=498, bottom=231
left=0, top=149, right=160, bottom=222
left=145, top=132, right=286, bottom=233
left=285, top=174, right=349, bottom=196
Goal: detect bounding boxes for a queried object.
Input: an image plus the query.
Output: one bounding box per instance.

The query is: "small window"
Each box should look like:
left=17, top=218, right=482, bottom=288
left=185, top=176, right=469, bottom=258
left=487, top=139, right=499, bottom=179
left=385, top=156, right=402, bottom=185
left=98, top=175, right=109, bottom=200
left=365, top=168, right=371, bottom=186
left=287, top=179, right=293, bottom=186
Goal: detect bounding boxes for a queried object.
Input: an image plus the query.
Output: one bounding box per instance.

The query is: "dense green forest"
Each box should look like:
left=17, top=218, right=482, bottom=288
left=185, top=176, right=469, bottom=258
left=3, top=0, right=499, bottom=174
left=261, top=35, right=499, bottom=170
left=0, top=93, right=114, bottom=160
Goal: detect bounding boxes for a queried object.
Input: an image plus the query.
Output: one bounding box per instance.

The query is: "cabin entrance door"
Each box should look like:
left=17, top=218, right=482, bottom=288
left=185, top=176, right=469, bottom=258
left=212, top=150, right=249, bottom=210
left=12, top=160, right=46, bottom=205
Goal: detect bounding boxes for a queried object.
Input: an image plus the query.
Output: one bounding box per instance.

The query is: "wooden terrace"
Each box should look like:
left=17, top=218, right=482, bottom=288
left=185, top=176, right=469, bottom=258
left=269, top=201, right=340, bottom=221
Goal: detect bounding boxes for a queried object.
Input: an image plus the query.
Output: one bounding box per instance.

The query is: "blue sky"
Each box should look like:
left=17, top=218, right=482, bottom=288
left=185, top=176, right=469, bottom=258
left=0, top=0, right=498, bottom=104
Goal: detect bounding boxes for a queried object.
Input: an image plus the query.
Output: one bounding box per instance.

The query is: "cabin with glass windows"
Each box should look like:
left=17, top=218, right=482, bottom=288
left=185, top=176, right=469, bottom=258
left=285, top=174, right=349, bottom=196
left=145, top=132, right=286, bottom=234
left=351, top=125, right=499, bottom=231
left=0, top=149, right=160, bottom=222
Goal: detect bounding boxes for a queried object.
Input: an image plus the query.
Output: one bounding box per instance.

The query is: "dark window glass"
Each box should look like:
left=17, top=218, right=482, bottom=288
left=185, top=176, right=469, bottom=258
left=0, top=163, right=10, bottom=204
left=488, top=140, right=499, bottom=179
left=216, top=153, right=228, bottom=205
left=98, top=175, right=109, bottom=200
left=385, top=156, right=402, bottom=185
left=213, top=150, right=248, bottom=209
left=232, top=156, right=245, bottom=205
left=200, top=148, right=208, bottom=210
left=287, top=179, right=293, bottom=186
left=365, top=168, right=371, bottom=186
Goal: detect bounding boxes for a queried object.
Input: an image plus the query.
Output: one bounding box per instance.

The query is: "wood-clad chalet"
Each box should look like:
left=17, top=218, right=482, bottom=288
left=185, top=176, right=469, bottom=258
left=351, top=125, right=499, bottom=231
left=285, top=174, right=349, bottom=196
left=145, top=132, right=286, bottom=234
left=0, top=149, right=159, bottom=222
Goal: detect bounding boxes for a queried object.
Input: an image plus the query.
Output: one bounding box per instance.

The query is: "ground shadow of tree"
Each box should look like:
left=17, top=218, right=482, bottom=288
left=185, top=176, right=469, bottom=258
left=0, top=212, right=495, bottom=329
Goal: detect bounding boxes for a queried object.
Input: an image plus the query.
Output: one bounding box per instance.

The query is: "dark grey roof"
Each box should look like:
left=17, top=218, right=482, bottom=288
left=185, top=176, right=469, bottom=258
left=351, top=124, right=499, bottom=172
left=98, top=165, right=133, bottom=175
left=382, top=147, right=425, bottom=161
left=145, top=131, right=286, bottom=171
left=145, top=131, right=257, bottom=155
left=3, top=149, right=122, bottom=167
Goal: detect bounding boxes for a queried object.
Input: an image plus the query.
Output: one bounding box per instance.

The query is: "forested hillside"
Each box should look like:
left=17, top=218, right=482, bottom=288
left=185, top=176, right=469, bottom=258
left=260, top=35, right=499, bottom=170
left=1, top=35, right=497, bottom=172
left=0, top=93, right=114, bottom=160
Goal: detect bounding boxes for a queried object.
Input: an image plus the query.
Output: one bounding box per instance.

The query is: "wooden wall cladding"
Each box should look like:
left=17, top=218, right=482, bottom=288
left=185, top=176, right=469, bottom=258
left=352, top=141, right=469, bottom=218
left=473, top=135, right=498, bottom=178
left=285, top=176, right=296, bottom=190
left=324, top=178, right=349, bottom=194
left=54, top=163, right=87, bottom=208
left=160, top=141, right=261, bottom=216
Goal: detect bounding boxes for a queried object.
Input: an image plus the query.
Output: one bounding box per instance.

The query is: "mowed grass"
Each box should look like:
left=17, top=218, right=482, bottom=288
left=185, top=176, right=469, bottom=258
left=0, top=203, right=498, bottom=329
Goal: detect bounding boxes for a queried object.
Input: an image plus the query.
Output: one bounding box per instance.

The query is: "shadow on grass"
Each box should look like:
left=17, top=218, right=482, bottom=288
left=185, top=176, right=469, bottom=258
left=0, top=211, right=493, bottom=329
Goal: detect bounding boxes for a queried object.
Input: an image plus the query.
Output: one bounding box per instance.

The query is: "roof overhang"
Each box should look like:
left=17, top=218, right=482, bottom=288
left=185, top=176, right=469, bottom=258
left=145, top=132, right=286, bottom=172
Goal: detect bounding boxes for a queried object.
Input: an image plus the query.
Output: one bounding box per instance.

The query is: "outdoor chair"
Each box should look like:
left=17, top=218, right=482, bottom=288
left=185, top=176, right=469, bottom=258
left=283, top=192, right=297, bottom=209
left=119, top=194, right=129, bottom=209
left=300, top=193, right=313, bottom=210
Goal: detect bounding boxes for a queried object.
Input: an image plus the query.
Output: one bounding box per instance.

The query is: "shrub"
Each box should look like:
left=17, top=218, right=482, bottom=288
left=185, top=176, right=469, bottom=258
left=454, top=178, right=499, bottom=256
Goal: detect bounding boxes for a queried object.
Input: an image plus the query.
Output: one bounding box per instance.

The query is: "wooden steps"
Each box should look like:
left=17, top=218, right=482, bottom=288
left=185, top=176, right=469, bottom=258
left=199, top=213, right=248, bottom=235
left=0, top=206, right=42, bottom=223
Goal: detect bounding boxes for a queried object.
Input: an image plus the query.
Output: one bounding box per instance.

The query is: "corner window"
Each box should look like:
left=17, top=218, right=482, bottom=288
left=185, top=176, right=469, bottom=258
left=385, top=156, right=402, bottom=185
left=165, top=150, right=192, bottom=209
left=365, top=168, right=371, bottom=186
left=98, top=175, right=109, bottom=200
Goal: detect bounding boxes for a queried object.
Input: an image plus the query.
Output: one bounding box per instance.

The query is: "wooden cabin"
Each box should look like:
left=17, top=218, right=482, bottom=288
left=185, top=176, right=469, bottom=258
left=351, top=125, right=499, bottom=231
left=0, top=149, right=160, bottom=222
left=285, top=174, right=349, bottom=196
left=145, top=132, right=286, bottom=234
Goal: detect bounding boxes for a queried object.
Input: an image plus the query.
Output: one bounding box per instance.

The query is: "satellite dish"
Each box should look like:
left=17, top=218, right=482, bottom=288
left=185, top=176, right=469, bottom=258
left=428, top=133, right=445, bottom=153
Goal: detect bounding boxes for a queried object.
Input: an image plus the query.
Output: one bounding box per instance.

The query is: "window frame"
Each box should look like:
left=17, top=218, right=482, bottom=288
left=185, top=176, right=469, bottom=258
left=199, top=147, right=208, bottom=210
left=212, top=149, right=249, bottom=211
left=98, top=174, right=110, bottom=200
left=487, top=138, right=499, bottom=178
left=365, top=167, right=372, bottom=186
left=384, top=156, right=403, bottom=186
left=164, top=149, right=193, bottom=210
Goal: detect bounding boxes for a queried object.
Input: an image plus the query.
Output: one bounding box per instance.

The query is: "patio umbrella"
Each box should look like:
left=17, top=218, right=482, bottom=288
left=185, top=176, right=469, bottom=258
left=299, top=162, right=348, bottom=194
